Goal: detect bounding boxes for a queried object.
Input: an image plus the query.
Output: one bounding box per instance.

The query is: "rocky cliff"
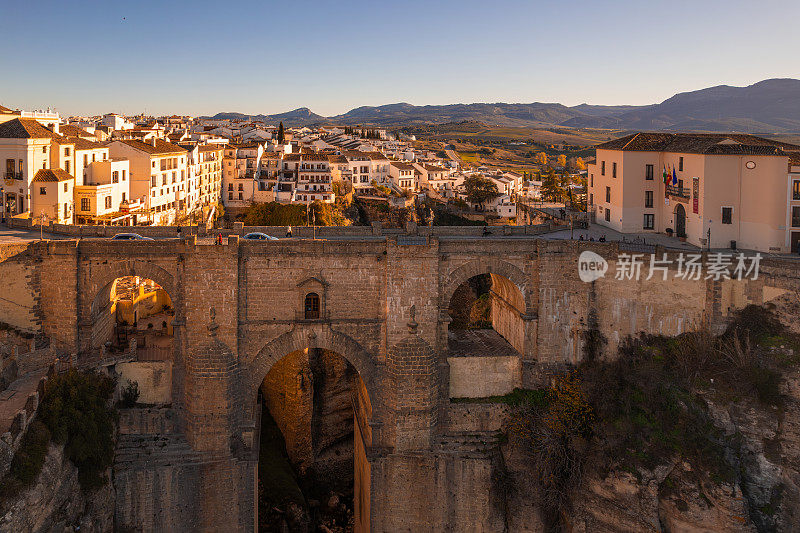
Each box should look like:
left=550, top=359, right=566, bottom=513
left=0, top=444, right=114, bottom=533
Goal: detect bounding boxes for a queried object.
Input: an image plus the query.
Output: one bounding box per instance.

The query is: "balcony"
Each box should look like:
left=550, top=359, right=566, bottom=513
left=666, top=185, right=690, bottom=200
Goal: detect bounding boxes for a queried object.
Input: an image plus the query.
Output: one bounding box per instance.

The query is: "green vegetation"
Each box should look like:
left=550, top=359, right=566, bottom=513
left=243, top=201, right=348, bottom=227
left=38, top=369, right=117, bottom=490
left=432, top=211, right=486, bottom=226
left=0, top=420, right=51, bottom=502
left=0, top=369, right=117, bottom=503
left=120, top=379, right=140, bottom=408
left=463, top=175, right=500, bottom=205
left=452, top=387, right=548, bottom=407
left=502, top=305, right=794, bottom=530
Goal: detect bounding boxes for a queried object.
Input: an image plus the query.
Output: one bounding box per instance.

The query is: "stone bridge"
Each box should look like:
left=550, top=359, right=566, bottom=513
left=1, top=235, right=798, bottom=532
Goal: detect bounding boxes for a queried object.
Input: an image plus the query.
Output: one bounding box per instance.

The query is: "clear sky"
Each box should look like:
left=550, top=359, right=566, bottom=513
left=1, top=0, right=798, bottom=117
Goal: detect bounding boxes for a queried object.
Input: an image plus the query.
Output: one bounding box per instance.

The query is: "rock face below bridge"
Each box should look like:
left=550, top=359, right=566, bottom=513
left=259, top=348, right=357, bottom=529
left=0, top=444, right=114, bottom=533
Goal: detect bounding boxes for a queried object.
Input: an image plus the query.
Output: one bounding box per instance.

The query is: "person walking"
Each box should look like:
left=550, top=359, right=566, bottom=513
left=286, top=226, right=293, bottom=238
left=217, top=233, right=223, bottom=245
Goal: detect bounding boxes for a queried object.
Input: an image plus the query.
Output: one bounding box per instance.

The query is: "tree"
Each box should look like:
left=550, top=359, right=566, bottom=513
left=540, top=170, right=563, bottom=202
left=277, top=122, right=285, bottom=144
left=463, top=175, right=500, bottom=206
left=534, top=152, right=548, bottom=165
left=557, top=154, right=567, bottom=168
left=575, top=157, right=586, bottom=171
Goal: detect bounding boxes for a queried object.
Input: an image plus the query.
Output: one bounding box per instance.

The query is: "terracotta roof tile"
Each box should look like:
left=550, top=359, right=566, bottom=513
left=597, top=132, right=800, bottom=155
left=117, top=138, right=187, bottom=156
left=0, top=118, right=59, bottom=139
left=32, top=168, right=73, bottom=182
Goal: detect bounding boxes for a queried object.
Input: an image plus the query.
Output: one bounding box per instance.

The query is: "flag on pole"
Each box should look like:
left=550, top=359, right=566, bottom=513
left=672, top=167, right=677, bottom=186
left=662, top=165, right=668, bottom=185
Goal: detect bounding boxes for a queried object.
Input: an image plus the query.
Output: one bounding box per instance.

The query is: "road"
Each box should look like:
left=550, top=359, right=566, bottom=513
left=0, top=225, right=69, bottom=243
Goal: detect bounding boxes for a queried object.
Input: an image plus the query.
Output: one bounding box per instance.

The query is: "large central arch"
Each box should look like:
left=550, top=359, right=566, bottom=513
left=247, top=324, right=379, bottom=532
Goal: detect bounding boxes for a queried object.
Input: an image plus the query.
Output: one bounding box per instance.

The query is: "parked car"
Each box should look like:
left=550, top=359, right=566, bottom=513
left=242, top=232, right=278, bottom=241
left=111, top=233, right=154, bottom=241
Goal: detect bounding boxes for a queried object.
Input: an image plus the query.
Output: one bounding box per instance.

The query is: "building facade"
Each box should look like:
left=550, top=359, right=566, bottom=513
left=588, top=133, right=800, bottom=252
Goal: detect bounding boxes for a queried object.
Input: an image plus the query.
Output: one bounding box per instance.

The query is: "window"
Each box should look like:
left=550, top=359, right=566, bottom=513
left=63, top=182, right=68, bottom=193
left=601, top=161, right=605, bottom=176
left=228, top=192, right=233, bottom=200
left=64, top=161, right=70, bottom=174
left=793, top=180, right=800, bottom=201
left=612, top=162, right=617, bottom=178
left=643, top=214, right=654, bottom=229
left=238, top=184, right=243, bottom=191
left=105, top=196, right=112, bottom=209
left=722, top=207, right=733, bottom=224
left=678, top=157, right=684, bottom=171
left=589, top=193, right=593, bottom=205
left=122, top=192, right=126, bottom=202
left=151, top=176, right=157, bottom=187
left=81, top=198, right=90, bottom=211
left=5, top=159, right=13, bottom=176
left=793, top=206, right=800, bottom=228
left=122, top=170, right=126, bottom=181
left=238, top=192, right=243, bottom=200
left=645, top=164, right=654, bottom=180
left=84, top=154, right=88, bottom=166
left=228, top=184, right=233, bottom=191
left=590, top=174, right=593, bottom=187
left=39, top=187, right=46, bottom=195
left=645, top=190, right=654, bottom=208
left=64, top=147, right=70, bottom=156
left=42, top=146, right=47, bottom=154
left=605, top=209, right=610, bottom=222
left=112, top=171, right=119, bottom=183
left=304, top=293, right=320, bottom=319
left=605, top=186, right=611, bottom=203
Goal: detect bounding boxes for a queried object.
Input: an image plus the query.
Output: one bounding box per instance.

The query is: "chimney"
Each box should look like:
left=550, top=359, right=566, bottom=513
left=151, top=137, right=157, bottom=147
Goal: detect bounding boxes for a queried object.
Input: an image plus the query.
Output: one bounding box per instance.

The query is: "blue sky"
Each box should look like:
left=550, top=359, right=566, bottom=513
left=1, top=0, right=798, bottom=117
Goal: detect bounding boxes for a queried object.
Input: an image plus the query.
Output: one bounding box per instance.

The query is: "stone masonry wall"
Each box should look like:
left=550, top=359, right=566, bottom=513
left=0, top=236, right=798, bottom=532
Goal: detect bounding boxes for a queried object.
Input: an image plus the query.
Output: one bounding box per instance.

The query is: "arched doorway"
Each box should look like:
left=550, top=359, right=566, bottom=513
left=675, top=203, right=687, bottom=238
left=255, top=347, right=372, bottom=532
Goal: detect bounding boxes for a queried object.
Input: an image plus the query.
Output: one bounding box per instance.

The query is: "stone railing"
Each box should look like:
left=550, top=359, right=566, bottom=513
left=17, top=218, right=557, bottom=241
left=0, top=369, right=48, bottom=478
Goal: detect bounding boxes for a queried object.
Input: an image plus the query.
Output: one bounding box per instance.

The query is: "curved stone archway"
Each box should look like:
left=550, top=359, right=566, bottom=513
left=441, top=257, right=530, bottom=313
left=247, top=323, right=379, bottom=412
left=86, top=259, right=177, bottom=311
left=80, top=259, right=179, bottom=353
left=247, top=323, right=381, bottom=533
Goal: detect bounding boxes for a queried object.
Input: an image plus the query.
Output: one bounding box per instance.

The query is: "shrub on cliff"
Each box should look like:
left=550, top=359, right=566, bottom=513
left=507, top=371, right=593, bottom=527
left=0, top=420, right=51, bottom=503
left=38, top=369, right=117, bottom=490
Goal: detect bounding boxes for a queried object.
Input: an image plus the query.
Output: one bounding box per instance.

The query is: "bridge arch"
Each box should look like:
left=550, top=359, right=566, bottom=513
left=87, top=259, right=177, bottom=311
left=247, top=324, right=378, bottom=405
left=441, top=257, right=530, bottom=312
left=248, top=324, right=379, bottom=532
left=81, top=259, right=178, bottom=354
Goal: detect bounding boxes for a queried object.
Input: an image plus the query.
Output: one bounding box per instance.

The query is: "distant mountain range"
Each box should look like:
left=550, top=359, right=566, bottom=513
left=204, top=78, right=800, bottom=133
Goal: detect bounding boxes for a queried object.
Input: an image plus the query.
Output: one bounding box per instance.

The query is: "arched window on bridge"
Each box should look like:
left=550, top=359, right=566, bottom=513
left=304, top=292, right=320, bottom=320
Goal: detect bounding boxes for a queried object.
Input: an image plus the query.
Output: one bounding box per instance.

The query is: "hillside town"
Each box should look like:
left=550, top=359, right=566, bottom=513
left=0, top=105, right=542, bottom=229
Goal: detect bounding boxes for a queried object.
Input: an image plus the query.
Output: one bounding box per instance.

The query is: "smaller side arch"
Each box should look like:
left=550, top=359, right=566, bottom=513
left=441, top=257, right=530, bottom=312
